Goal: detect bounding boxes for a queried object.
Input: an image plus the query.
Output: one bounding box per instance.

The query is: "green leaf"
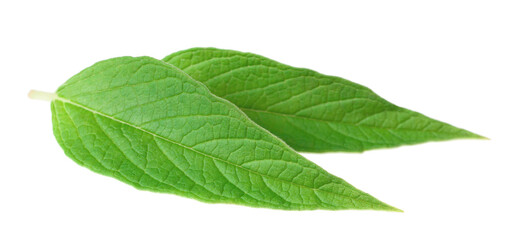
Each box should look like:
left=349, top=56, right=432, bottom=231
left=163, top=48, right=484, bottom=152
left=48, top=56, right=399, bottom=211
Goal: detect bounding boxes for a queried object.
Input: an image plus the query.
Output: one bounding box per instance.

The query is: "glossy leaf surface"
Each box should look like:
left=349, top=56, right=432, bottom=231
left=164, top=48, right=483, bottom=152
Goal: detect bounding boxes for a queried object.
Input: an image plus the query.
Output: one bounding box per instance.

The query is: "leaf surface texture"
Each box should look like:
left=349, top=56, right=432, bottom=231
left=51, top=56, right=398, bottom=211
left=163, top=48, right=483, bottom=152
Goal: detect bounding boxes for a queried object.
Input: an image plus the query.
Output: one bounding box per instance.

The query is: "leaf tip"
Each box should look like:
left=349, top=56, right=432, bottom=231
left=389, top=206, right=404, bottom=213
left=466, top=131, right=489, bottom=141
left=377, top=203, right=404, bottom=213
left=476, top=134, right=490, bottom=140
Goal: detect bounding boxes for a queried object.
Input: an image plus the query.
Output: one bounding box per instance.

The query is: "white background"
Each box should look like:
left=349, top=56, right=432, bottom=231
left=1, top=1, right=520, bottom=239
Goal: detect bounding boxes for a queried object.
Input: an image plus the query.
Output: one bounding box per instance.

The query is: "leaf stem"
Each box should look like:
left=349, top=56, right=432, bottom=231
left=28, top=90, right=57, bottom=102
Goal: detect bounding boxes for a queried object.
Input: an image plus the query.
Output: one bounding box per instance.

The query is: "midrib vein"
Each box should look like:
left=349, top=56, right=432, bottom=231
left=240, top=107, right=459, bottom=134
left=53, top=96, right=382, bottom=208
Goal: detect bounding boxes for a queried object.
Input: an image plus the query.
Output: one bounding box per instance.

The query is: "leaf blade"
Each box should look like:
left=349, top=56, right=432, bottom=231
left=163, top=48, right=484, bottom=152
left=51, top=56, right=398, bottom=211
